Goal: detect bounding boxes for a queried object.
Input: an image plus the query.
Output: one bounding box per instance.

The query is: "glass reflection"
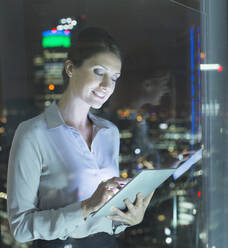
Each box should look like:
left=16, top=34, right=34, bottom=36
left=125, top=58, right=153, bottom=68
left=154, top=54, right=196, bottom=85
left=2, top=0, right=222, bottom=247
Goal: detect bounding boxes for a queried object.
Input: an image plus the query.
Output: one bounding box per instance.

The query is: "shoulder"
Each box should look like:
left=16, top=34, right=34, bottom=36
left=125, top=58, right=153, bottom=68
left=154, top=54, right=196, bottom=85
left=15, top=113, right=46, bottom=140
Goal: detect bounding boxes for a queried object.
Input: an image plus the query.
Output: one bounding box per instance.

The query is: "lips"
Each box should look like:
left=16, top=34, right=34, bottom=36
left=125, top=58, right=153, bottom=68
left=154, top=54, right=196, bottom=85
left=92, top=91, right=105, bottom=99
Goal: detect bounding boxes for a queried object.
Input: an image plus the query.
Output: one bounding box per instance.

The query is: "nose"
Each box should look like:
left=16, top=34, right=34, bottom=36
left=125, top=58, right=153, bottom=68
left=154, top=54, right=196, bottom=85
left=100, top=74, right=112, bottom=91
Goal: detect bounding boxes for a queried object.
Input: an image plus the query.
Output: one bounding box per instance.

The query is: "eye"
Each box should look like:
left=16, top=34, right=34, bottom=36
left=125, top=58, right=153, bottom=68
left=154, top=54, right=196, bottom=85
left=111, top=75, right=120, bottom=83
left=94, top=68, right=104, bottom=76
left=111, top=77, right=117, bottom=83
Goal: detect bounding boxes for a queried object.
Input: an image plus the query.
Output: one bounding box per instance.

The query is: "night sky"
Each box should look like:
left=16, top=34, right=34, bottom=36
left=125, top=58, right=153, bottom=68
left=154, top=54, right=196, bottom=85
left=1, top=0, right=200, bottom=114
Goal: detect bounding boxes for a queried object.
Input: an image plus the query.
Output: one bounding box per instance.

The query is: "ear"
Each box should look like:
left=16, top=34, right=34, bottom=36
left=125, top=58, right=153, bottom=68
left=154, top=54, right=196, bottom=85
left=64, top=60, right=74, bottom=78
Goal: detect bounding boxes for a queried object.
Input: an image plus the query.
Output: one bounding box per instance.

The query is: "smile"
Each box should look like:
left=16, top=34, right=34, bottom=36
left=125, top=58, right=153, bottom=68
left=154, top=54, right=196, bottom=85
left=92, top=91, right=105, bottom=99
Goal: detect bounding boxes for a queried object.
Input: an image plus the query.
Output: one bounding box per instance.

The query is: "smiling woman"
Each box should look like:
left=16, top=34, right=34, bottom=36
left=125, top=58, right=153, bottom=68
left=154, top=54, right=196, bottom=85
left=60, top=52, right=121, bottom=111
left=7, top=27, right=155, bottom=248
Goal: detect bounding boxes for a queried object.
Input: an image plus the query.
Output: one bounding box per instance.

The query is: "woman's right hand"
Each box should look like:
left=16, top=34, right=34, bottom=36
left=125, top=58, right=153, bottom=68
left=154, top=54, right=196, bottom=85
left=81, top=177, right=131, bottom=219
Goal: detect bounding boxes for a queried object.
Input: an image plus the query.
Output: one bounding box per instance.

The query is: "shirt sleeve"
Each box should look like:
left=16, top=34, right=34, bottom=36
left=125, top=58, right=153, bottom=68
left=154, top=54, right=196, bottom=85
left=7, top=124, right=85, bottom=243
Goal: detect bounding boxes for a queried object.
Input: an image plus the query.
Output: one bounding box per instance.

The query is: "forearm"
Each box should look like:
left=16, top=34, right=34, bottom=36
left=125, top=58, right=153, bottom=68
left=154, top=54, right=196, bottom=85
left=8, top=201, right=85, bottom=243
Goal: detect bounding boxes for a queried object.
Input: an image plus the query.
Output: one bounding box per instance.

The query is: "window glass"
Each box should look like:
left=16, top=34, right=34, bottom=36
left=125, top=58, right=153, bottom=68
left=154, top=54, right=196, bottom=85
left=2, top=1, right=223, bottom=248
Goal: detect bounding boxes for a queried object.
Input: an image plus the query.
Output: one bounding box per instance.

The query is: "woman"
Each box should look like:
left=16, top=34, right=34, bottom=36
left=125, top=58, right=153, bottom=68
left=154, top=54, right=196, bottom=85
left=7, top=27, right=154, bottom=248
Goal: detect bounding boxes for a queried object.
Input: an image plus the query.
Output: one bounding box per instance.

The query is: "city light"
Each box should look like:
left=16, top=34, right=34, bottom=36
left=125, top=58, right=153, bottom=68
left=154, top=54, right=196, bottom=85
left=51, top=28, right=57, bottom=33
left=66, top=17, right=72, bottom=23
left=43, top=51, right=68, bottom=60
left=42, top=30, right=71, bottom=48
left=60, top=18, right=67, bottom=24
left=121, top=171, right=128, bottom=178
left=117, top=109, right=131, bottom=117
left=42, top=30, right=71, bottom=37
left=165, top=237, right=172, bottom=244
left=0, top=116, right=7, bottom=123
left=0, top=192, right=7, bottom=199
left=178, top=213, right=194, bottom=223
left=200, top=52, right=206, bottom=59
left=200, top=64, right=223, bottom=71
left=134, top=148, right=141, bottom=155
left=57, top=25, right=64, bottom=31
left=48, top=84, right=55, bottom=91
left=157, top=214, right=166, bottom=221
left=81, top=14, right=87, bottom=20
left=202, top=102, right=220, bottom=116
left=42, top=35, right=71, bottom=48
left=64, top=31, right=70, bottom=36
left=136, top=115, right=143, bottom=122
left=164, top=227, right=171, bottom=236
left=168, top=146, right=175, bottom=152
left=179, top=202, right=194, bottom=209
left=192, top=209, right=197, bottom=215
left=159, top=123, right=168, bottom=130
left=137, top=162, right=144, bottom=170
left=45, top=101, right=51, bottom=107
left=72, top=20, right=77, bottom=26
left=59, top=17, right=77, bottom=30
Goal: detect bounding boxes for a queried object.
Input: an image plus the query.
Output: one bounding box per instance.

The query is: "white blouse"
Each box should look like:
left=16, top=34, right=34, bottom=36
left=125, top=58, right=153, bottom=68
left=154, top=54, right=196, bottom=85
left=7, top=101, right=127, bottom=243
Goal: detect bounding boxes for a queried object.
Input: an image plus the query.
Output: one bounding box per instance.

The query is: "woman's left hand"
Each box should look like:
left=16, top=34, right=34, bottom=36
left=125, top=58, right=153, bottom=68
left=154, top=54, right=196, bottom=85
left=106, top=191, right=154, bottom=226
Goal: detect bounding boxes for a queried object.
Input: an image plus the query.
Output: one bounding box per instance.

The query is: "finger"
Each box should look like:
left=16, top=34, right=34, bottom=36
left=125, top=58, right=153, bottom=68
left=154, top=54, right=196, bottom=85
left=124, top=198, right=134, bottom=211
left=105, top=178, right=131, bottom=190
left=105, top=189, right=115, bottom=197
left=103, top=189, right=115, bottom=202
left=117, top=177, right=132, bottom=183
left=143, top=191, right=154, bottom=207
left=110, top=206, right=126, bottom=218
left=110, top=177, right=132, bottom=183
left=104, top=181, right=120, bottom=189
left=106, top=215, right=129, bottom=224
left=117, top=179, right=132, bottom=188
left=135, top=192, right=143, bottom=208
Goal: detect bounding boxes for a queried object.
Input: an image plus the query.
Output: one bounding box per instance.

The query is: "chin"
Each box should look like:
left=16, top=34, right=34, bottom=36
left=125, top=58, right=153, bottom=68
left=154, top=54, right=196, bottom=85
left=91, top=105, right=102, bottom=110
left=90, top=102, right=104, bottom=109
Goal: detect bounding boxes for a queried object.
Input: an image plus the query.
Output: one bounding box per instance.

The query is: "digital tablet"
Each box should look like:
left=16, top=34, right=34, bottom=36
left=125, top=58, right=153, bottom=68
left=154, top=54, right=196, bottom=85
left=91, top=168, right=175, bottom=218
left=91, top=149, right=202, bottom=218
left=172, top=149, right=202, bottom=180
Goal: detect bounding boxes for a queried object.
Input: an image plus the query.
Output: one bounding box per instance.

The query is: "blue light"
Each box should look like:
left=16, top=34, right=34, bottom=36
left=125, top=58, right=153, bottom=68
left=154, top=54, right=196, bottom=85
left=191, top=74, right=195, bottom=83
left=191, top=98, right=195, bottom=146
left=190, top=28, right=194, bottom=73
left=42, top=30, right=71, bottom=37
left=197, top=27, right=201, bottom=143
left=191, top=84, right=195, bottom=97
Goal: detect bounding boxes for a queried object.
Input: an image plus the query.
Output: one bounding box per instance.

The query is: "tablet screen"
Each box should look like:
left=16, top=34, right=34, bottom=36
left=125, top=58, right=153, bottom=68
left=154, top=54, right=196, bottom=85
left=172, top=149, right=202, bottom=180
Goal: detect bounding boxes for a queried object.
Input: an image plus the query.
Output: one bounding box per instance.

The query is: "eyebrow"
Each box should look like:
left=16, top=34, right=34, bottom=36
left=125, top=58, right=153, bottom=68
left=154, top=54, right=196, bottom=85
left=96, top=64, right=120, bottom=75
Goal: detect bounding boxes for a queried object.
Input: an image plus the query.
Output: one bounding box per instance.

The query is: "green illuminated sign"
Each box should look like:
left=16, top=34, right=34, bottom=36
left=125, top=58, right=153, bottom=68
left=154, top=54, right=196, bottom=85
left=42, top=35, right=71, bottom=48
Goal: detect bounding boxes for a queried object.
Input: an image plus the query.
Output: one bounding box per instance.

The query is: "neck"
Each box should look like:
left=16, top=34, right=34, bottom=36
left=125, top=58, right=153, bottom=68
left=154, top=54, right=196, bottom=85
left=57, top=87, right=91, bottom=129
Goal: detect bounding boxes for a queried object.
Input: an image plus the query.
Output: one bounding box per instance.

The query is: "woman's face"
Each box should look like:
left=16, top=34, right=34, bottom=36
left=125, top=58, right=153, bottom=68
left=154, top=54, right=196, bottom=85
left=68, top=52, right=121, bottom=109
